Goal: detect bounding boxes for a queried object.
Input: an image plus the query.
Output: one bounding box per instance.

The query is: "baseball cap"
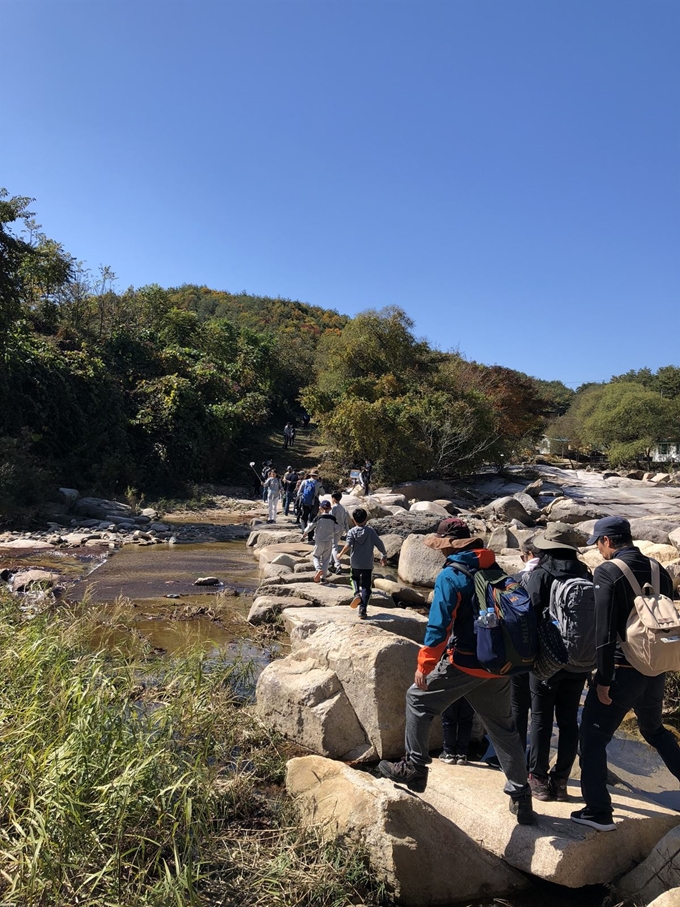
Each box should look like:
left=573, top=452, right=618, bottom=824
left=586, top=516, right=632, bottom=546
left=436, top=517, right=470, bottom=539
left=319, top=500, right=331, bottom=509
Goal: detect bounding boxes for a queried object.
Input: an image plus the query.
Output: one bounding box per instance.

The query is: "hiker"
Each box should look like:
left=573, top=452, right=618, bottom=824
left=283, top=422, right=295, bottom=449
left=360, top=460, right=372, bottom=495
left=261, top=469, right=282, bottom=523
left=301, top=412, right=311, bottom=429
left=508, top=537, right=544, bottom=754
left=260, top=460, right=272, bottom=502
left=337, top=507, right=387, bottom=620
left=574, top=516, right=680, bottom=832
left=523, top=523, right=594, bottom=802
left=293, top=471, right=306, bottom=525
left=329, top=491, right=350, bottom=575
left=282, top=466, right=298, bottom=516
left=301, top=499, right=337, bottom=582
left=299, top=469, right=323, bottom=535
left=439, top=697, right=474, bottom=766
left=377, top=517, right=535, bottom=826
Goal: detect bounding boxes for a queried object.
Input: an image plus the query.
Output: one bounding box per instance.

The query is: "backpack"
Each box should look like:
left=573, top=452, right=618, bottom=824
left=300, top=478, right=317, bottom=506
left=452, top=564, right=537, bottom=676
left=611, top=558, right=680, bottom=677
left=548, top=576, right=596, bottom=670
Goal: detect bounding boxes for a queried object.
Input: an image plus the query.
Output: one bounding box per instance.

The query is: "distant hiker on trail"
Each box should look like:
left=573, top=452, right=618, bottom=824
left=329, top=491, right=350, bottom=575
left=301, top=412, right=311, bottom=429
left=338, top=508, right=387, bottom=620
left=360, top=460, right=372, bottom=495
left=575, top=516, right=680, bottom=833
left=299, top=470, right=324, bottom=536
left=301, top=499, right=336, bottom=582
left=283, top=422, right=295, bottom=449
left=282, top=466, right=298, bottom=517
left=261, top=468, right=282, bottom=523
left=377, top=517, right=536, bottom=826
left=523, top=523, right=594, bottom=804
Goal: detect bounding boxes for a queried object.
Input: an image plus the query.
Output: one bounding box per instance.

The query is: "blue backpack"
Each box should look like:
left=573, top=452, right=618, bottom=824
left=300, top=478, right=317, bottom=506
left=452, top=564, right=537, bottom=675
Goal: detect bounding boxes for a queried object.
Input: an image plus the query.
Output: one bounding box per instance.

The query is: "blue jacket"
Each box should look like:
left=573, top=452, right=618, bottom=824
left=417, top=546, right=499, bottom=678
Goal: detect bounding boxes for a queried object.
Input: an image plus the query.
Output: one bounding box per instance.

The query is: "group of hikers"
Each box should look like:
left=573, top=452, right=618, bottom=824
left=377, top=514, right=680, bottom=832
left=258, top=464, right=325, bottom=525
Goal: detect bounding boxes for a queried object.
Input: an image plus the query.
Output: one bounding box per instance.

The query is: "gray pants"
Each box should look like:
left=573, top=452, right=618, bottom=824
left=405, top=657, right=529, bottom=798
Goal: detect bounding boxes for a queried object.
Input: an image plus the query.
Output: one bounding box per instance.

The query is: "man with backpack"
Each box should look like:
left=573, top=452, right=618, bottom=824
left=299, top=470, right=323, bottom=536
left=523, top=523, right=595, bottom=803
left=378, top=518, right=536, bottom=825
left=282, top=466, right=298, bottom=517
left=574, top=516, right=680, bottom=832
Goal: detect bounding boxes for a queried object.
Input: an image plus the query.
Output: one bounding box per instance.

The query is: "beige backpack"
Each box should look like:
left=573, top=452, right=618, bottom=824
left=612, top=558, right=680, bottom=677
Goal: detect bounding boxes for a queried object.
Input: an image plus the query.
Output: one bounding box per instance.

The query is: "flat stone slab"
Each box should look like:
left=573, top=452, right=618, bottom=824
left=0, top=538, right=56, bottom=549
left=416, top=761, right=680, bottom=887
left=287, top=755, right=528, bottom=906
left=282, top=605, right=429, bottom=644
left=255, top=582, right=393, bottom=609
left=248, top=595, right=312, bottom=624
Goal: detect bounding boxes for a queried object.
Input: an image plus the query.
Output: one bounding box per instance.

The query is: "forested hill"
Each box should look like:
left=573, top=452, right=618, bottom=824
left=2, top=187, right=678, bottom=521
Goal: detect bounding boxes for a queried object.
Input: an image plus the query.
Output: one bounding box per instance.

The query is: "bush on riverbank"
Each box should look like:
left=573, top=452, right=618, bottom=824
left=0, top=594, right=391, bottom=906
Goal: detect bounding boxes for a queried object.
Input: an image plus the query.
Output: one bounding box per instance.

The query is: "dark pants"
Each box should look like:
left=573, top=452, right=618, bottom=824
left=351, top=568, right=373, bottom=607
left=529, top=669, right=588, bottom=779
left=301, top=504, right=316, bottom=534
left=284, top=489, right=295, bottom=515
left=579, top=668, right=680, bottom=816
left=442, top=697, right=474, bottom=756
left=511, top=674, right=530, bottom=752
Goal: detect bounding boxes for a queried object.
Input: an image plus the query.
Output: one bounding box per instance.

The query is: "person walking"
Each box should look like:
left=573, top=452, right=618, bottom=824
left=574, top=516, right=680, bottom=832
left=337, top=507, right=387, bottom=619
left=360, top=460, right=372, bottom=495
left=283, top=422, right=294, bottom=449
left=262, top=468, right=282, bottom=523
left=299, top=470, right=324, bottom=536
left=523, top=523, right=594, bottom=802
left=329, top=491, right=350, bottom=575
left=282, top=466, right=298, bottom=517
left=377, top=517, right=535, bottom=825
left=301, top=499, right=337, bottom=582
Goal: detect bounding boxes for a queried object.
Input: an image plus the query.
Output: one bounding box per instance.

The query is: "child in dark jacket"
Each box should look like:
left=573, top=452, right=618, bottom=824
left=338, top=508, right=387, bottom=619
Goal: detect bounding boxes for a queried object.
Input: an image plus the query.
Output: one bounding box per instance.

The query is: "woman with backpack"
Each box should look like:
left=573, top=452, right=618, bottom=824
left=523, top=522, right=595, bottom=802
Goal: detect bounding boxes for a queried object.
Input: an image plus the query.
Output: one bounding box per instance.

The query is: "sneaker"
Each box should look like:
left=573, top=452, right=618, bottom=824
left=349, top=595, right=362, bottom=609
left=358, top=606, right=368, bottom=620
left=313, top=570, right=323, bottom=583
left=334, top=565, right=343, bottom=575
left=378, top=757, right=429, bottom=792
left=570, top=808, right=616, bottom=832
left=484, top=755, right=502, bottom=771
left=549, top=776, right=569, bottom=802
left=509, top=793, right=537, bottom=826
left=438, top=751, right=457, bottom=765
left=456, top=755, right=468, bottom=766
left=529, top=773, right=554, bottom=802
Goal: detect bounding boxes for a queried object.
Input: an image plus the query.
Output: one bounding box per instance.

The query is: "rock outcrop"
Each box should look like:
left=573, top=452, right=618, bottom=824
left=617, top=825, right=680, bottom=904
left=397, top=534, right=447, bottom=587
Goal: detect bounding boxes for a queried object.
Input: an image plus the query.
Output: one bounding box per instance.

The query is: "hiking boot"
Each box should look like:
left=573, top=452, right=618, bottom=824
left=349, top=595, right=362, bottom=610
left=529, top=773, right=554, bottom=802
left=438, top=751, right=457, bottom=765
left=456, top=755, right=468, bottom=766
left=549, top=775, right=569, bottom=802
left=378, top=757, right=429, bottom=792
left=570, top=808, right=616, bottom=832
left=509, top=793, right=536, bottom=826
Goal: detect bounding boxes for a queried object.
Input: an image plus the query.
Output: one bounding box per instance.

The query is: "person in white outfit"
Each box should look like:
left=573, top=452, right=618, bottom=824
left=330, top=491, right=350, bottom=574
left=301, top=500, right=337, bottom=582
left=262, top=469, right=282, bottom=523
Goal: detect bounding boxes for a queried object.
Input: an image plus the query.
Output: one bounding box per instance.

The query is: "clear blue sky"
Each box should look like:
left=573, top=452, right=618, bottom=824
left=2, top=0, right=678, bottom=386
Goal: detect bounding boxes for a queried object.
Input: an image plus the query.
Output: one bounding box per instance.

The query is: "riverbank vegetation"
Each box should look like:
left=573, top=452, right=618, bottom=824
left=0, top=592, right=390, bottom=906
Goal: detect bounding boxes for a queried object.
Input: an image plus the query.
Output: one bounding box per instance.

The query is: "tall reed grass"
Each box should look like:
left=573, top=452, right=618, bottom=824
left=0, top=595, right=389, bottom=906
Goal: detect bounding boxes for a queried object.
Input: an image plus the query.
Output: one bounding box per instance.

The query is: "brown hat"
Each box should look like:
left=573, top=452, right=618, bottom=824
left=309, top=469, right=319, bottom=477
left=425, top=534, right=484, bottom=553
left=436, top=517, right=471, bottom=539
left=532, top=522, right=578, bottom=552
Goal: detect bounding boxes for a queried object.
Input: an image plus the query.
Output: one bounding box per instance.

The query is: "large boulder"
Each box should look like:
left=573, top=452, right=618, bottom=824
left=397, top=534, right=447, bottom=587
left=258, top=542, right=312, bottom=569
left=617, top=825, right=680, bottom=904
left=483, top=496, right=531, bottom=525
left=629, top=518, right=678, bottom=546
left=409, top=500, right=451, bottom=518
left=9, top=569, right=61, bottom=592
left=487, top=527, right=511, bottom=554
left=648, top=891, right=680, bottom=907
left=281, top=605, right=429, bottom=644
left=247, top=528, right=305, bottom=550
left=254, top=581, right=359, bottom=608
left=286, top=756, right=528, bottom=906
left=418, top=761, right=680, bottom=887
left=247, top=594, right=312, bottom=624
left=513, top=492, right=541, bottom=517
left=634, top=542, right=680, bottom=566
left=256, top=622, right=425, bottom=760
left=546, top=498, right=606, bottom=525
left=371, top=493, right=410, bottom=510
left=373, top=577, right=428, bottom=607
left=670, top=527, right=680, bottom=551
left=342, top=495, right=393, bottom=521
left=73, top=497, right=132, bottom=519
left=370, top=510, right=443, bottom=540
left=376, top=533, right=404, bottom=562
left=433, top=499, right=458, bottom=514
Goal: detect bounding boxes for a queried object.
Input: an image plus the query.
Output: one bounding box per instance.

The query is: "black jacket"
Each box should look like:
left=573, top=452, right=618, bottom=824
left=593, top=546, right=674, bottom=686
left=523, top=551, right=592, bottom=622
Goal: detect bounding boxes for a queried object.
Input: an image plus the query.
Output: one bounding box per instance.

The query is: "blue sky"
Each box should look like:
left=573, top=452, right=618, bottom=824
left=2, top=0, right=678, bottom=386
